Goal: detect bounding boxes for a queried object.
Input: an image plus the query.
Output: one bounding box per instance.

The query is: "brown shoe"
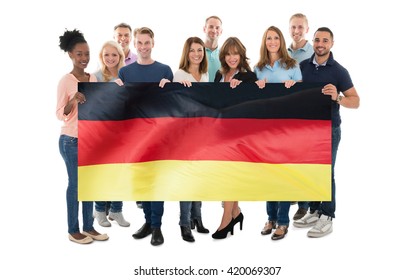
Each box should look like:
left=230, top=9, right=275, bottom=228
left=271, top=225, right=288, bottom=240
left=293, top=208, right=308, bottom=220
left=261, top=220, right=276, bottom=235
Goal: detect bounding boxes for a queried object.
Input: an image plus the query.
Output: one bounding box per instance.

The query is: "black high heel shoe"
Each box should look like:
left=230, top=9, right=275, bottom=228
left=212, top=219, right=234, bottom=239
left=232, top=212, right=244, bottom=230
left=191, top=217, right=209, bottom=233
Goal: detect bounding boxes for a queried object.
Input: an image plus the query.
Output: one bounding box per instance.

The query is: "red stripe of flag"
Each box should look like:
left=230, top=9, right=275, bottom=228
left=78, top=117, right=331, bottom=166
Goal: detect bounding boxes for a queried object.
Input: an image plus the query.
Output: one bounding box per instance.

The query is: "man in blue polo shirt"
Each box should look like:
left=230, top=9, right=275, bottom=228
left=293, top=27, right=360, bottom=238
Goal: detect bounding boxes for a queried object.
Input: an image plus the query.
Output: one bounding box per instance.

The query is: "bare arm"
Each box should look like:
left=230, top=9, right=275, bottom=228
left=338, top=86, right=360, bottom=109
left=322, top=84, right=360, bottom=109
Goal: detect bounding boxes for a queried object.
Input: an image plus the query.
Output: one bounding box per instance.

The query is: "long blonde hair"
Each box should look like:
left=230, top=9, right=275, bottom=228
left=98, top=40, right=125, bottom=82
left=256, top=26, right=297, bottom=71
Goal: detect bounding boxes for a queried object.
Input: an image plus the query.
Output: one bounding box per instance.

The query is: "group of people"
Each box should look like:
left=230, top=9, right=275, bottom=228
left=56, top=13, right=360, bottom=245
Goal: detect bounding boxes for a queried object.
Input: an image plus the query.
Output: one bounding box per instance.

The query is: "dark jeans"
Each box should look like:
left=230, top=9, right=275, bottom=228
left=309, top=126, right=341, bottom=218
left=142, top=202, right=164, bottom=228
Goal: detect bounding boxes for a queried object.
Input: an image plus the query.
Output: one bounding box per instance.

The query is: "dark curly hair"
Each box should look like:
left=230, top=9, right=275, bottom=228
left=59, top=29, right=87, bottom=52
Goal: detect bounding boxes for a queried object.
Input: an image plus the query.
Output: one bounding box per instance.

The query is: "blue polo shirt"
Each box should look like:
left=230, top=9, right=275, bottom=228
left=254, top=60, right=302, bottom=82
left=288, top=41, right=313, bottom=63
left=300, top=52, right=353, bottom=127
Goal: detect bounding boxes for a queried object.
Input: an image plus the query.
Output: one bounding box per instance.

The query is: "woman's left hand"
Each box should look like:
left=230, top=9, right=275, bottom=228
left=284, top=80, right=296, bottom=88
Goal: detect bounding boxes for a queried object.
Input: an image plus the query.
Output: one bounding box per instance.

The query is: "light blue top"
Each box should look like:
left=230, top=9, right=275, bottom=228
left=288, top=41, right=313, bottom=63
left=254, top=60, right=302, bottom=82
left=206, top=47, right=220, bottom=82
left=93, top=70, right=117, bottom=82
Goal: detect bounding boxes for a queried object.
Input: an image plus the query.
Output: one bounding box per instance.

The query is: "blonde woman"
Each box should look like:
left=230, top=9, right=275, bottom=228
left=93, top=41, right=130, bottom=227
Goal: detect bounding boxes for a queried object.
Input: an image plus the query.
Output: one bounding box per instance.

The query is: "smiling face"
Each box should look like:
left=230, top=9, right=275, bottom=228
left=204, top=17, right=222, bottom=41
left=289, top=17, right=309, bottom=44
left=225, top=47, right=240, bottom=71
left=313, top=31, right=334, bottom=58
left=102, top=45, right=121, bottom=69
left=265, top=30, right=281, bottom=54
left=134, top=33, right=154, bottom=61
left=69, top=42, right=90, bottom=70
left=114, top=27, right=131, bottom=52
left=188, top=42, right=204, bottom=66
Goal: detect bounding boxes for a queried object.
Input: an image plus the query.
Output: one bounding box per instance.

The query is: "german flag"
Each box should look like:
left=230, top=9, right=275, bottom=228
left=78, top=82, right=331, bottom=201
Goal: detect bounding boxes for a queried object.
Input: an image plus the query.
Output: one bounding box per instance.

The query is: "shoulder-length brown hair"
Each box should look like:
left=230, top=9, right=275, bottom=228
left=256, top=26, right=297, bottom=71
left=219, top=37, right=252, bottom=74
left=178, top=37, right=208, bottom=74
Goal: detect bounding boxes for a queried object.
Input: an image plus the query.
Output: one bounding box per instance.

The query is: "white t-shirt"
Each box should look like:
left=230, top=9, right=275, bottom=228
left=173, top=69, right=209, bottom=82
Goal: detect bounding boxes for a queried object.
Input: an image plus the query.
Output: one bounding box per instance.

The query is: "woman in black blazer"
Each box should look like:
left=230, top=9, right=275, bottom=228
left=212, top=37, right=257, bottom=239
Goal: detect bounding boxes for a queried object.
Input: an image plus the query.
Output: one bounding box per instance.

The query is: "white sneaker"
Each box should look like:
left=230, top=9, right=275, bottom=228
left=307, top=214, right=333, bottom=238
left=94, top=211, right=111, bottom=227
left=108, top=211, right=130, bottom=227
left=293, top=211, right=319, bottom=228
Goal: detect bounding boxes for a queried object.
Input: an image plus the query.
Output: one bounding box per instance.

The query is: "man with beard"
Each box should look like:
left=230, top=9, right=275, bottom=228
left=294, top=27, right=360, bottom=237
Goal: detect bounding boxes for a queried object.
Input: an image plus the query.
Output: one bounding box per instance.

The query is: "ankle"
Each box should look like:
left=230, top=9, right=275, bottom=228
left=70, top=232, right=87, bottom=240
left=85, top=229, right=101, bottom=236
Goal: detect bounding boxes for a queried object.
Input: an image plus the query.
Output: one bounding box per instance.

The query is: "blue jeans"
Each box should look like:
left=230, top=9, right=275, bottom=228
left=179, top=201, right=202, bottom=227
left=95, top=201, right=123, bottom=213
left=266, top=201, right=291, bottom=226
left=298, top=201, right=309, bottom=210
left=59, top=135, right=94, bottom=234
left=142, top=202, right=164, bottom=228
left=309, top=126, right=341, bottom=218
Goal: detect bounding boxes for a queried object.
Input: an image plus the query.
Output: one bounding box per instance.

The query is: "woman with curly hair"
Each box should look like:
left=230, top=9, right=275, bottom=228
left=57, top=29, right=109, bottom=244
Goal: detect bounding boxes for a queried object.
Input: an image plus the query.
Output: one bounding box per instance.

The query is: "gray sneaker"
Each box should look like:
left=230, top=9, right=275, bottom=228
left=293, top=211, right=319, bottom=228
left=307, top=214, right=333, bottom=238
left=108, top=211, right=130, bottom=227
left=94, top=210, right=111, bottom=227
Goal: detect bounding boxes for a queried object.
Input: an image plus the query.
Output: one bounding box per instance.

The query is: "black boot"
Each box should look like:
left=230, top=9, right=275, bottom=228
left=150, top=228, right=164, bottom=246
left=180, top=226, right=195, bottom=242
left=132, top=223, right=152, bottom=239
left=192, top=217, right=209, bottom=233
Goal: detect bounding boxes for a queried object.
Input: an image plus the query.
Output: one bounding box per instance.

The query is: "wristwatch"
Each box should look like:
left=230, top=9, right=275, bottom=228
left=336, top=95, right=343, bottom=103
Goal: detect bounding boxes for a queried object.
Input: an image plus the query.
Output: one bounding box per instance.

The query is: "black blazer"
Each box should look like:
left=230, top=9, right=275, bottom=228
left=214, top=69, right=258, bottom=83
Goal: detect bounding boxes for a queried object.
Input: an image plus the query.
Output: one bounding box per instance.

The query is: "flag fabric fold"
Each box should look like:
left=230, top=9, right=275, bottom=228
left=78, top=82, right=331, bottom=201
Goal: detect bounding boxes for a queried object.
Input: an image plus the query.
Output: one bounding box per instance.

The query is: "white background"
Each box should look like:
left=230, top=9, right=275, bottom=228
left=1, top=0, right=412, bottom=279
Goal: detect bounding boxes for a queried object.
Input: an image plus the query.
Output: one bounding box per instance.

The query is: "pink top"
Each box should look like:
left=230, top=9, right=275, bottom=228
left=56, top=73, right=97, bottom=137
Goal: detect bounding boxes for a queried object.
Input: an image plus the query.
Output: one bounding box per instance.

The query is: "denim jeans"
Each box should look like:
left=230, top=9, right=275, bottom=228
left=309, top=126, right=341, bottom=218
left=179, top=201, right=202, bottom=227
left=142, top=201, right=164, bottom=228
left=298, top=201, right=309, bottom=210
left=266, top=201, right=291, bottom=226
left=95, top=201, right=123, bottom=213
left=59, top=135, right=94, bottom=234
